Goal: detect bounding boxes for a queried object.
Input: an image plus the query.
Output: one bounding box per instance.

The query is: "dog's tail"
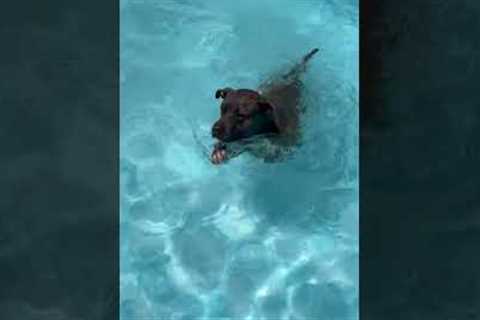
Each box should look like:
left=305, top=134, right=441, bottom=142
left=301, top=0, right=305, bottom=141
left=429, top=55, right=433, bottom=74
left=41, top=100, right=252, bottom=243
left=282, top=48, right=319, bottom=81
left=302, top=48, right=319, bottom=65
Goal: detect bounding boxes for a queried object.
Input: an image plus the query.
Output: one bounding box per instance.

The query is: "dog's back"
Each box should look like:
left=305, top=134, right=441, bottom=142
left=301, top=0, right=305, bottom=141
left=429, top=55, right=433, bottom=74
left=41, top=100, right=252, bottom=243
left=259, top=48, right=319, bottom=140
left=254, top=48, right=319, bottom=157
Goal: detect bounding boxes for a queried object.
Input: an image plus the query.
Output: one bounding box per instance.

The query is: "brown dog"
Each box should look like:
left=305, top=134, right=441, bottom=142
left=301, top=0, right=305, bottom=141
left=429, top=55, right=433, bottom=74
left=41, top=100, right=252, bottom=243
left=211, top=48, right=319, bottom=164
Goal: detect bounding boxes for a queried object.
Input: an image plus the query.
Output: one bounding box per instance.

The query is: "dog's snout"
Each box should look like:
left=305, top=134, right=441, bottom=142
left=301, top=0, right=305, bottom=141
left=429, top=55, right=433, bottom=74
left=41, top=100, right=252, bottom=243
left=212, top=123, right=223, bottom=138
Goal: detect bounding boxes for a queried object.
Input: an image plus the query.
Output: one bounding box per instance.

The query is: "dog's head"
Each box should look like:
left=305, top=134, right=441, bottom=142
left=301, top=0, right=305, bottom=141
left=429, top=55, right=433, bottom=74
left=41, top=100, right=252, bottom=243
left=211, top=88, right=279, bottom=142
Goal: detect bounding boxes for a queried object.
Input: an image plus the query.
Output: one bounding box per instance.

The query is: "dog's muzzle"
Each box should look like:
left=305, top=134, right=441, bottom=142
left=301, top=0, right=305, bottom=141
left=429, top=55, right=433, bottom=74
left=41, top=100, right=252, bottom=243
left=211, top=124, right=224, bottom=139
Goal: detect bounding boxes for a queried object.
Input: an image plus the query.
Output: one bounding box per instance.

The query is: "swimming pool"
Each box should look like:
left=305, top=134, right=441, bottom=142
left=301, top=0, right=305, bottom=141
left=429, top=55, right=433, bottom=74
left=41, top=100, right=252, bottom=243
left=120, top=0, right=358, bottom=318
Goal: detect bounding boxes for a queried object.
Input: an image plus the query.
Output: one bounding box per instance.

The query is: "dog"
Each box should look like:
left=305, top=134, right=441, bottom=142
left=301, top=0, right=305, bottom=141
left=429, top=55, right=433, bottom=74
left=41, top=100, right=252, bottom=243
left=211, top=48, right=319, bottom=165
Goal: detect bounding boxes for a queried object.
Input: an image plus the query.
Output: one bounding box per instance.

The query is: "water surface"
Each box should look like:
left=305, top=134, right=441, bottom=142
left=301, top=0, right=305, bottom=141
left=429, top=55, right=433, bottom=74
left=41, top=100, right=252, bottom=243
left=121, top=0, right=358, bottom=318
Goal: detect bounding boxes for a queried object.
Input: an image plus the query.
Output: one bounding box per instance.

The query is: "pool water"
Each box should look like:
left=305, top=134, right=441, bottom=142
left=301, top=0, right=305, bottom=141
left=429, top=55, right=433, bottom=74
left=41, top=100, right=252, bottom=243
left=120, top=0, right=358, bottom=319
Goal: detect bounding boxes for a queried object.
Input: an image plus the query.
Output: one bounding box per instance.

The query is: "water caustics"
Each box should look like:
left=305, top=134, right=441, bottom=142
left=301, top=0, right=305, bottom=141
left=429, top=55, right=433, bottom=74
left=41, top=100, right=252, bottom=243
left=120, top=0, right=358, bottom=319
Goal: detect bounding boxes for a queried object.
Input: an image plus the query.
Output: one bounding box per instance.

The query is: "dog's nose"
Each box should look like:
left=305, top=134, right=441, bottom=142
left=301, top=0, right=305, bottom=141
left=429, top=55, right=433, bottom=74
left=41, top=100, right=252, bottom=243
left=212, top=124, right=223, bottom=138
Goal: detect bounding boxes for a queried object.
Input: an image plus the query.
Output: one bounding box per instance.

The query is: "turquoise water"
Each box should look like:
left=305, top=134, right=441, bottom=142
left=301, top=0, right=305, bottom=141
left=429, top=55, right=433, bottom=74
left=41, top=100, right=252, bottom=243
left=120, top=0, right=358, bottom=319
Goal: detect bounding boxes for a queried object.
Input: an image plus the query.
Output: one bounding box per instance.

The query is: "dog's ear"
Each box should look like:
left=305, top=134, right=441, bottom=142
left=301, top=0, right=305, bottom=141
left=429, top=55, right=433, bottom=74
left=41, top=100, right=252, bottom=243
left=257, top=96, right=288, bottom=133
left=215, top=87, right=234, bottom=99
left=257, top=96, right=274, bottom=112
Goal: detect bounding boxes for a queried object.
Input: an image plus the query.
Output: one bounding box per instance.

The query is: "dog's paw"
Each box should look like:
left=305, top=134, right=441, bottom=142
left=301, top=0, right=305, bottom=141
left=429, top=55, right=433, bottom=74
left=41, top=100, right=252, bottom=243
left=211, top=148, right=228, bottom=165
